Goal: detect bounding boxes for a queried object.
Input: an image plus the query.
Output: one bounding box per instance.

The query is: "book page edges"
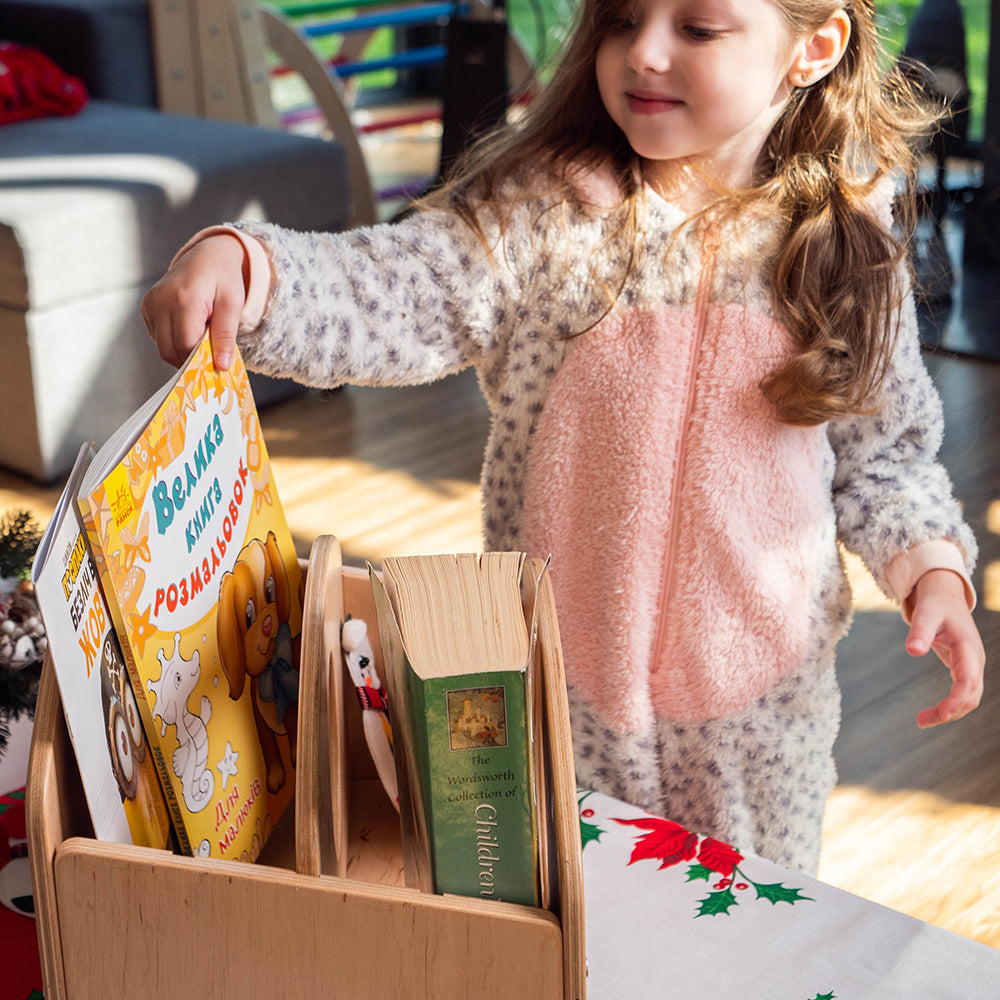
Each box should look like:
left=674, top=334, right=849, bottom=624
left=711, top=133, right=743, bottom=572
left=380, top=552, right=529, bottom=680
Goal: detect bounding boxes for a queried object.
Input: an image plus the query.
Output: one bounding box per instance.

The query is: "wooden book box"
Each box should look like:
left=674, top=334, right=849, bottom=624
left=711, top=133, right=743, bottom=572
left=27, top=537, right=586, bottom=999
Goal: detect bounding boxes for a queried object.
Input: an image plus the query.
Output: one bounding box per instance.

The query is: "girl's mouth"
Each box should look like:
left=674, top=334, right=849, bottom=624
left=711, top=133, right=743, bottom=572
left=626, top=92, right=682, bottom=114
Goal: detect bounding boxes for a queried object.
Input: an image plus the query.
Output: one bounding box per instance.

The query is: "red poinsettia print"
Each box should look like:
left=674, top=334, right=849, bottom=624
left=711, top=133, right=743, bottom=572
left=583, top=796, right=815, bottom=919
left=613, top=816, right=698, bottom=869
left=696, top=837, right=743, bottom=877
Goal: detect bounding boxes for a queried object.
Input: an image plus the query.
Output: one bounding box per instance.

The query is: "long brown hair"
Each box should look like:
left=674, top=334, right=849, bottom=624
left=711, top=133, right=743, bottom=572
left=428, top=0, right=939, bottom=425
left=754, top=0, right=937, bottom=424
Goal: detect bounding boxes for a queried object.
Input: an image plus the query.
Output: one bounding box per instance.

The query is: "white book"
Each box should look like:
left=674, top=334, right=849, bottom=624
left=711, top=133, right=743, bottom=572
left=32, top=444, right=172, bottom=847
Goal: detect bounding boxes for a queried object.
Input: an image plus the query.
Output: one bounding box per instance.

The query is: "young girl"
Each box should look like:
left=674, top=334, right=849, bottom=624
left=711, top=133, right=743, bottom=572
left=143, top=0, right=985, bottom=873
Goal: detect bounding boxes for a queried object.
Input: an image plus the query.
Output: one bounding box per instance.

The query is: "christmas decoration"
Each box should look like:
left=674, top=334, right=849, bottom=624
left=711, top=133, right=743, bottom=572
left=0, top=510, right=45, bottom=762
left=0, top=512, right=46, bottom=1000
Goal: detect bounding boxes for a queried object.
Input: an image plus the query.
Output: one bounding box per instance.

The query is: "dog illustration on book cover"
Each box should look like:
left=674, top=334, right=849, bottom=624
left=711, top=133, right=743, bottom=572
left=218, top=531, right=299, bottom=795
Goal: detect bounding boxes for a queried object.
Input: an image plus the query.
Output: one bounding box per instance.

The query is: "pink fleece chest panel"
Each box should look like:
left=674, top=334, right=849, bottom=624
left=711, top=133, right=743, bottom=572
left=521, top=301, right=829, bottom=728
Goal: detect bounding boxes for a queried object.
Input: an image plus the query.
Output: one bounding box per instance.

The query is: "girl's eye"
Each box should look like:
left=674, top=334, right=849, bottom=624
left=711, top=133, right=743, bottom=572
left=683, top=24, right=724, bottom=41
left=608, top=16, right=638, bottom=32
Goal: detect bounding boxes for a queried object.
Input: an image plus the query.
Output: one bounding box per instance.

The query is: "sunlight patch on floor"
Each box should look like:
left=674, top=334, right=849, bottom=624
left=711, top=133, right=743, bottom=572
left=269, top=454, right=484, bottom=562
left=986, top=500, right=1000, bottom=612
left=987, top=500, right=1000, bottom=535
left=985, top=560, right=1000, bottom=612
left=819, top=784, right=1000, bottom=944
left=842, top=549, right=896, bottom=612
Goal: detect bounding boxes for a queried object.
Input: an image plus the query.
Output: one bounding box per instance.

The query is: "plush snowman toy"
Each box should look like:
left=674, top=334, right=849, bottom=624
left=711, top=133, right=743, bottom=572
left=341, top=618, right=398, bottom=810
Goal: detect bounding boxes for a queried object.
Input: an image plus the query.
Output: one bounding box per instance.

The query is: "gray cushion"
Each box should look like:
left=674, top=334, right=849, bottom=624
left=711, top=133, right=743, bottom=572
left=0, top=100, right=350, bottom=310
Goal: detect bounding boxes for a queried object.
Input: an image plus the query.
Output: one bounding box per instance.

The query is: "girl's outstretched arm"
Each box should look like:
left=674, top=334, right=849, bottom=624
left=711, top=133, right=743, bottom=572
left=905, top=568, right=986, bottom=728
left=142, top=233, right=251, bottom=370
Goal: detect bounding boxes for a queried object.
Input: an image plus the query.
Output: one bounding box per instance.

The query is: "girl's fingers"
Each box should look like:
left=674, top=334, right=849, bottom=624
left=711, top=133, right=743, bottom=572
left=904, top=570, right=985, bottom=728
left=913, top=636, right=985, bottom=728
left=142, top=279, right=211, bottom=367
left=141, top=235, right=247, bottom=368
left=205, top=283, right=243, bottom=371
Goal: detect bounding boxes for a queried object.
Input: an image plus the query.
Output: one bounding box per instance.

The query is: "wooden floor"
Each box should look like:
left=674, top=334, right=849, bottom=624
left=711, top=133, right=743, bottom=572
left=4, top=343, right=999, bottom=948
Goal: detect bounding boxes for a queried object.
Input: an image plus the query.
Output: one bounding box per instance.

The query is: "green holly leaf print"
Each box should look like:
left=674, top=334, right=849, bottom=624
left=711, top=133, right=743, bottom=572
left=580, top=818, right=604, bottom=849
left=577, top=791, right=604, bottom=849
left=811, top=993, right=836, bottom=1000
left=696, top=887, right=738, bottom=916
left=753, top=881, right=814, bottom=905
left=685, top=863, right=713, bottom=882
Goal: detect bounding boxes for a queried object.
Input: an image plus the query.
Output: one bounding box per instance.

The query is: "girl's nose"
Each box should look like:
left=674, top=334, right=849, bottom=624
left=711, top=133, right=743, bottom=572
left=626, top=21, right=672, bottom=74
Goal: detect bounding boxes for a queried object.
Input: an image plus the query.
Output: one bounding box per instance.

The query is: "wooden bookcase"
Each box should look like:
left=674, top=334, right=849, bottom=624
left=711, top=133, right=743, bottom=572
left=27, top=538, right=585, bottom=999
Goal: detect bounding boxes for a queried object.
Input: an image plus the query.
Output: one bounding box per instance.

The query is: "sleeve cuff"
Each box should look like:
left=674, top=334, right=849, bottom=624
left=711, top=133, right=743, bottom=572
left=171, top=225, right=271, bottom=334
left=884, top=540, right=977, bottom=622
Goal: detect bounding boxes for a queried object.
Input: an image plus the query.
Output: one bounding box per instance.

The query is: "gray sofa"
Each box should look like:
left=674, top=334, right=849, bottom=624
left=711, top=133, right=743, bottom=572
left=0, top=0, right=351, bottom=481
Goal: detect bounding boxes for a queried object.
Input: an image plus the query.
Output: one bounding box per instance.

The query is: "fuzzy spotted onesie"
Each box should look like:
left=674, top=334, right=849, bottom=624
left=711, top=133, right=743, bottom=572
left=220, top=174, right=976, bottom=874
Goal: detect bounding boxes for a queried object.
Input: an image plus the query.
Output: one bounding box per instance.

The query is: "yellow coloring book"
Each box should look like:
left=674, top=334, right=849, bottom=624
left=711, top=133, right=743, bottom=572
left=77, top=335, right=302, bottom=861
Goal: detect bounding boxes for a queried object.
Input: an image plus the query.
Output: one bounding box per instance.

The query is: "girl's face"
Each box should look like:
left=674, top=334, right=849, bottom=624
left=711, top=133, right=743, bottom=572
left=595, top=0, right=803, bottom=190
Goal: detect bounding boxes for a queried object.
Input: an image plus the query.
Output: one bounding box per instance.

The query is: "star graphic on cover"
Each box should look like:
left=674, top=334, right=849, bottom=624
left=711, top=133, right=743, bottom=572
left=217, top=742, right=239, bottom=789
left=128, top=604, right=157, bottom=657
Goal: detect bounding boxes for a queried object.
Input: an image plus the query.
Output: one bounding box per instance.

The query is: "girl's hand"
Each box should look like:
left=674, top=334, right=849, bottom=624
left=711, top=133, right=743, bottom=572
left=905, top=569, right=985, bottom=728
left=141, top=234, right=248, bottom=370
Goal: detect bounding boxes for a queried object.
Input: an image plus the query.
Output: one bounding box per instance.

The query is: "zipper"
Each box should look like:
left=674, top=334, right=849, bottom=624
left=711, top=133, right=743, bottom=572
left=649, top=237, right=718, bottom=675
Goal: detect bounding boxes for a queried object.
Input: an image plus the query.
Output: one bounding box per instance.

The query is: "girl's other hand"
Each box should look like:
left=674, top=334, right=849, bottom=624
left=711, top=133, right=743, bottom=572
left=141, top=234, right=248, bottom=370
left=905, top=569, right=986, bottom=728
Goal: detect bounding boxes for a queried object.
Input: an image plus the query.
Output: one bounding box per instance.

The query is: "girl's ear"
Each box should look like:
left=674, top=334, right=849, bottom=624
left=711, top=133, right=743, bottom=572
left=788, top=10, right=851, bottom=88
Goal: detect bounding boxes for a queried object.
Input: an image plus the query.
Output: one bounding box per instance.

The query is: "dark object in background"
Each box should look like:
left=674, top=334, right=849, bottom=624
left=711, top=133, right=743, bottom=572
left=436, top=9, right=510, bottom=183
left=902, top=0, right=970, bottom=164
left=900, top=0, right=971, bottom=299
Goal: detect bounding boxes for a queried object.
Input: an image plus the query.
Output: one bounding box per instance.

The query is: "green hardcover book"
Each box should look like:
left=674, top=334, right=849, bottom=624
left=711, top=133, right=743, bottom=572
left=373, top=552, right=539, bottom=907
left=407, top=666, right=535, bottom=904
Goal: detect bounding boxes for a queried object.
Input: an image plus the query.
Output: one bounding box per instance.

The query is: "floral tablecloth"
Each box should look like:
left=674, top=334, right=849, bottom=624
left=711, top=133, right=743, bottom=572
left=578, top=789, right=999, bottom=999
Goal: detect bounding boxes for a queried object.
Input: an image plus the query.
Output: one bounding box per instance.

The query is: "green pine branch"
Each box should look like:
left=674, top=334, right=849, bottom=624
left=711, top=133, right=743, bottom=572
left=0, top=508, right=42, bottom=579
